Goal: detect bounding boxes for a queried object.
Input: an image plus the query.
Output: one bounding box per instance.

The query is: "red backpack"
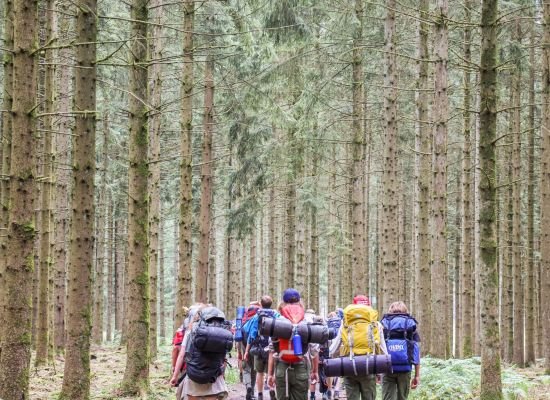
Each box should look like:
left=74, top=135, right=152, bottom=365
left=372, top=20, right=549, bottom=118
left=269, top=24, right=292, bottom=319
left=278, top=303, right=305, bottom=364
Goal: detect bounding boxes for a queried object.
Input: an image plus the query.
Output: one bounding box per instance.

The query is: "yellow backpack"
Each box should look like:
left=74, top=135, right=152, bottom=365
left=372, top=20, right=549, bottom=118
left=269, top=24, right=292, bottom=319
left=341, top=304, right=382, bottom=357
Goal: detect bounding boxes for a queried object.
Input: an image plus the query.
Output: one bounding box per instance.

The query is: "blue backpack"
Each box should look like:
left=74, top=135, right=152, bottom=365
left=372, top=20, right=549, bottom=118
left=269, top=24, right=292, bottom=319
left=381, top=313, right=420, bottom=373
left=249, top=309, right=278, bottom=360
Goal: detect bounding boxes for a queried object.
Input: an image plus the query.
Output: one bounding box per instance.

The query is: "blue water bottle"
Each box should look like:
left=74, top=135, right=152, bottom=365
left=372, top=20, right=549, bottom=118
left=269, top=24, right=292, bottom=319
left=235, top=306, right=245, bottom=342
left=292, top=327, right=303, bottom=356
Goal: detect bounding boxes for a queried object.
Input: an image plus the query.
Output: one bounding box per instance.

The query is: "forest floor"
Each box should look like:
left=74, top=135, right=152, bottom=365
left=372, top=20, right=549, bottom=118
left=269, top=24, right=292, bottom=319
left=29, top=344, right=550, bottom=399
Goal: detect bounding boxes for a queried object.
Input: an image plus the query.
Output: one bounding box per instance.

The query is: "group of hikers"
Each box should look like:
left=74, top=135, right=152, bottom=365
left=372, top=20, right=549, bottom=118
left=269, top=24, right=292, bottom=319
left=169, top=288, right=421, bottom=400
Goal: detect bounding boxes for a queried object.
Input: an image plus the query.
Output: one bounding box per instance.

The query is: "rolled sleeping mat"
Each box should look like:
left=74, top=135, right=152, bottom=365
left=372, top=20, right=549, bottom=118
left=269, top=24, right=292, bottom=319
left=297, top=323, right=329, bottom=344
left=324, top=355, right=393, bottom=377
left=194, top=325, right=234, bottom=353
left=259, top=317, right=293, bottom=339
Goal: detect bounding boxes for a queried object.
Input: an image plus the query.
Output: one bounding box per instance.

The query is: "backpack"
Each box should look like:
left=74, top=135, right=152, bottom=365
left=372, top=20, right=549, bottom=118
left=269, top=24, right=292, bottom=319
left=381, top=313, right=419, bottom=373
left=241, top=306, right=259, bottom=343
left=250, top=309, right=277, bottom=360
left=185, top=306, right=233, bottom=384
left=276, top=303, right=305, bottom=364
left=341, top=304, right=382, bottom=357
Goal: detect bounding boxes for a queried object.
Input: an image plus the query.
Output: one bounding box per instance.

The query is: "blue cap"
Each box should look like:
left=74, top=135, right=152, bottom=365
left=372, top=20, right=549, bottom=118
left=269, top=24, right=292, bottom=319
left=283, top=288, right=300, bottom=303
left=337, top=308, right=344, bottom=320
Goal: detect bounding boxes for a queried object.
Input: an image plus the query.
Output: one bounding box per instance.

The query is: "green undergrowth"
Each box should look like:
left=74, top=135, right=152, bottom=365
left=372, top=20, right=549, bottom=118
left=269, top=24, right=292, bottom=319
left=396, top=357, right=550, bottom=400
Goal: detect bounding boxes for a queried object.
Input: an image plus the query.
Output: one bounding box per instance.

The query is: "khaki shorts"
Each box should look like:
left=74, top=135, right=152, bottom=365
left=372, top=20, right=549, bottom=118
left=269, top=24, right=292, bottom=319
left=254, top=355, right=268, bottom=373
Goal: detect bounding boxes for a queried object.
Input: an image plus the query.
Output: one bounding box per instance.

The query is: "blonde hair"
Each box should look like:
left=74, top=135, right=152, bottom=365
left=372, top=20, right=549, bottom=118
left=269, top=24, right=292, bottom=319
left=388, top=301, right=409, bottom=314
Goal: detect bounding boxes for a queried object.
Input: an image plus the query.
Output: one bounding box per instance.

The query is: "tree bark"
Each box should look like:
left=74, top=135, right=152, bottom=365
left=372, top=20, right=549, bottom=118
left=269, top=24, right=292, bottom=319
left=122, top=0, right=150, bottom=391
left=351, top=0, right=366, bottom=295
left=460, top=0, right=473, bottom=358
left=59, top=0, right=96, bottom=396
left=36, top=0, right=56, bottom=365
left=525, top=22, right=536, bottom=366
left=381, top=0, right=399, bottom=311
left=148, top=0, right=163, bottom=358
left=430, top=0, right=449, bottom=359
left=106, top=196, right=114, bottom=342
left=479, top=0, right=503, bottom=397
left=541, top=0, right=550, bottom=375
left=176, top=0, right=194, bottom=322
left=197, top=56, right=214, bottom=304
left=159, top=217, right=166, bottom=341
left=0, top=0, right=38, bottom=395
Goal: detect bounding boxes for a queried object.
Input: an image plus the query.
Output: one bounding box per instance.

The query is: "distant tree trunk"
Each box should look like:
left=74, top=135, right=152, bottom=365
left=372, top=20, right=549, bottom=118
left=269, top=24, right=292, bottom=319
left=0, top=0, right=38, bottom=395
left=309, top=150, right=319, bottom=313
left=93, top=115, right=109, bottom=345
left=504, top=153, right=513, bottom=361
left=177, top=0, right=194, bottom=321
left=454, top=168, right=462, bottom=356
left=268, top=185, right=276, bottom=295
left=460, top=0, right=473, bottom=358
left=295, top=205, right=306, bottom=295
left=224, top=151, right=237, bottom=317
left=36, top=0, right=55, bottom=365
left=208, top=220, right=217, bottom=305
left=284, top=139, right=297, bottom=290
left=159, top=217, right=166, bottom=341
left=0, top=0, right=13, bottom=356
left=525, top=23, right=536, bottom=366
left=381, top=0, right=399, bottom=310
left=511, top=20, right=524, bottom=368
left=148, top=0, right=163, bottom=358
left=122, top=0, right=150, bottom=391
left=328, top=146, right=337, bottom=311
left=197, top=56, right=214, bottom=304
left=53, top=1, right=72, bottom=353
left=114, top=218, right=123, bottom=332
left=351, top=0, right=366, bottom=295
left=106, top=196, right=114, bottom=342
left=541, top=0, right=550, bottom=375
left=479, top=0, right=503, bottom=397
left=59, top=0, right=96, bottom=396
left=430, top=0, right=449, bottom=359
left=250, top=223, right=257, bottom=301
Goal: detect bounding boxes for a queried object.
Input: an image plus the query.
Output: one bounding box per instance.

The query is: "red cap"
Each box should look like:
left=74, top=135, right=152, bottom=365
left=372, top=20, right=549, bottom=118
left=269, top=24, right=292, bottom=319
left=353, top=295, right=371, bottom=306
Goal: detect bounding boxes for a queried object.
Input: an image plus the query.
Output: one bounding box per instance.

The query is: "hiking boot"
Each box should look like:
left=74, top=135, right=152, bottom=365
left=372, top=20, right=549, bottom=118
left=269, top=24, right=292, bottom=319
left=258, top=392, right=263, bottom=400
left=246, top=387, right=254, bottom=400
left=333, top=390, right=339, bottom=399
left=269, top=389, right=276, bottom=400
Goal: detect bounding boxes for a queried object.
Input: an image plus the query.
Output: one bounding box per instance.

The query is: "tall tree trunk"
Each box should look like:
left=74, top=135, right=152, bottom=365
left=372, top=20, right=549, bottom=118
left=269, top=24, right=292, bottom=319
left=197, top=56, right=214, bottom=303
left=0, top=0, right=13, bottom=357
left=268, top=185, right=276, bottom=296
left=59, top=0, right=96, bottom=396
left=106, top=197, right=114, bottom=342
left=540, top=0, right=550, bottom=375
left=504, top=150, right=513, bottom=361
left=460, top=0, right=473, bottom=358
left=250, top=223, right=257, bottom=300
left=148, top=0, right=163, bottom=358
left=511, top=20, right=524, bottom=367
left=176, top=0, right=194, bottom=321
left=53, top=0, right=72, bottom=353
left=381, top=0, right=399, bottom=310
left=114, top=218, right=123, bottom=332
left=36, top=0, right=55, bottom=365
left=309, top=150, right=319, bottom=313
left=208, top=219, right=217, bottom=305
left=525, top=22, right=536, bottom=366
left=0, top=0, right=38, bottom=395
left=284, top=140, right=296, bottom=290
left=479, top=0, right=503, bottom=397
left=159, top=217, right=166, bottom=341
left=430, top=0, right=449, bottom=359
left=93, top=115, right=109, bottom=345
left=351, top=0, right=366, bottom=295
left=122, top=0, right=150, bottom=391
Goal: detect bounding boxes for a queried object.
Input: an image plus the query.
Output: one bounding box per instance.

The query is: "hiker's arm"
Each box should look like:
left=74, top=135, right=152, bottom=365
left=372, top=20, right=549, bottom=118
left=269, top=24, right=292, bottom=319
left=170, top=345, right=186, bottom=386
left=378, top=323, right=388, bottom=354
left=411, top=364, right=420, bottom=388
left=310, top=353, right=319, bottom=384
left=244, top=343, right=251, bottom=361
left=171, top=345, right=180, bottom=372
left=328, top=329, right=341, bottom=357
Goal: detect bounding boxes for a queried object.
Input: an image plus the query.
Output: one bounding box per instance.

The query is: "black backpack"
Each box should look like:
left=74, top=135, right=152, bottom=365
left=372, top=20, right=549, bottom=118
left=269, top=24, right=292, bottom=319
left=185, top=307, right=234, bottom=384
left=249, top=309, right=276, bottom=360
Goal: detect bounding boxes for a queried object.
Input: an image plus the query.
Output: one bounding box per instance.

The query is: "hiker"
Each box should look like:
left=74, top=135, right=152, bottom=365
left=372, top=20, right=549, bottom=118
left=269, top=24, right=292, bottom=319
left=243, top=295, right=280, bottom=400
left=266, top=289, right=320, bottom=400
left=239, top=302, right=261, bottom=400
left=170, top=304, right=233, bottom=400
left=329, top=295, right=388, bottom=400
left=380, top=302, right=421, bottom=400
left=320, top=311, right=343, bottom=400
